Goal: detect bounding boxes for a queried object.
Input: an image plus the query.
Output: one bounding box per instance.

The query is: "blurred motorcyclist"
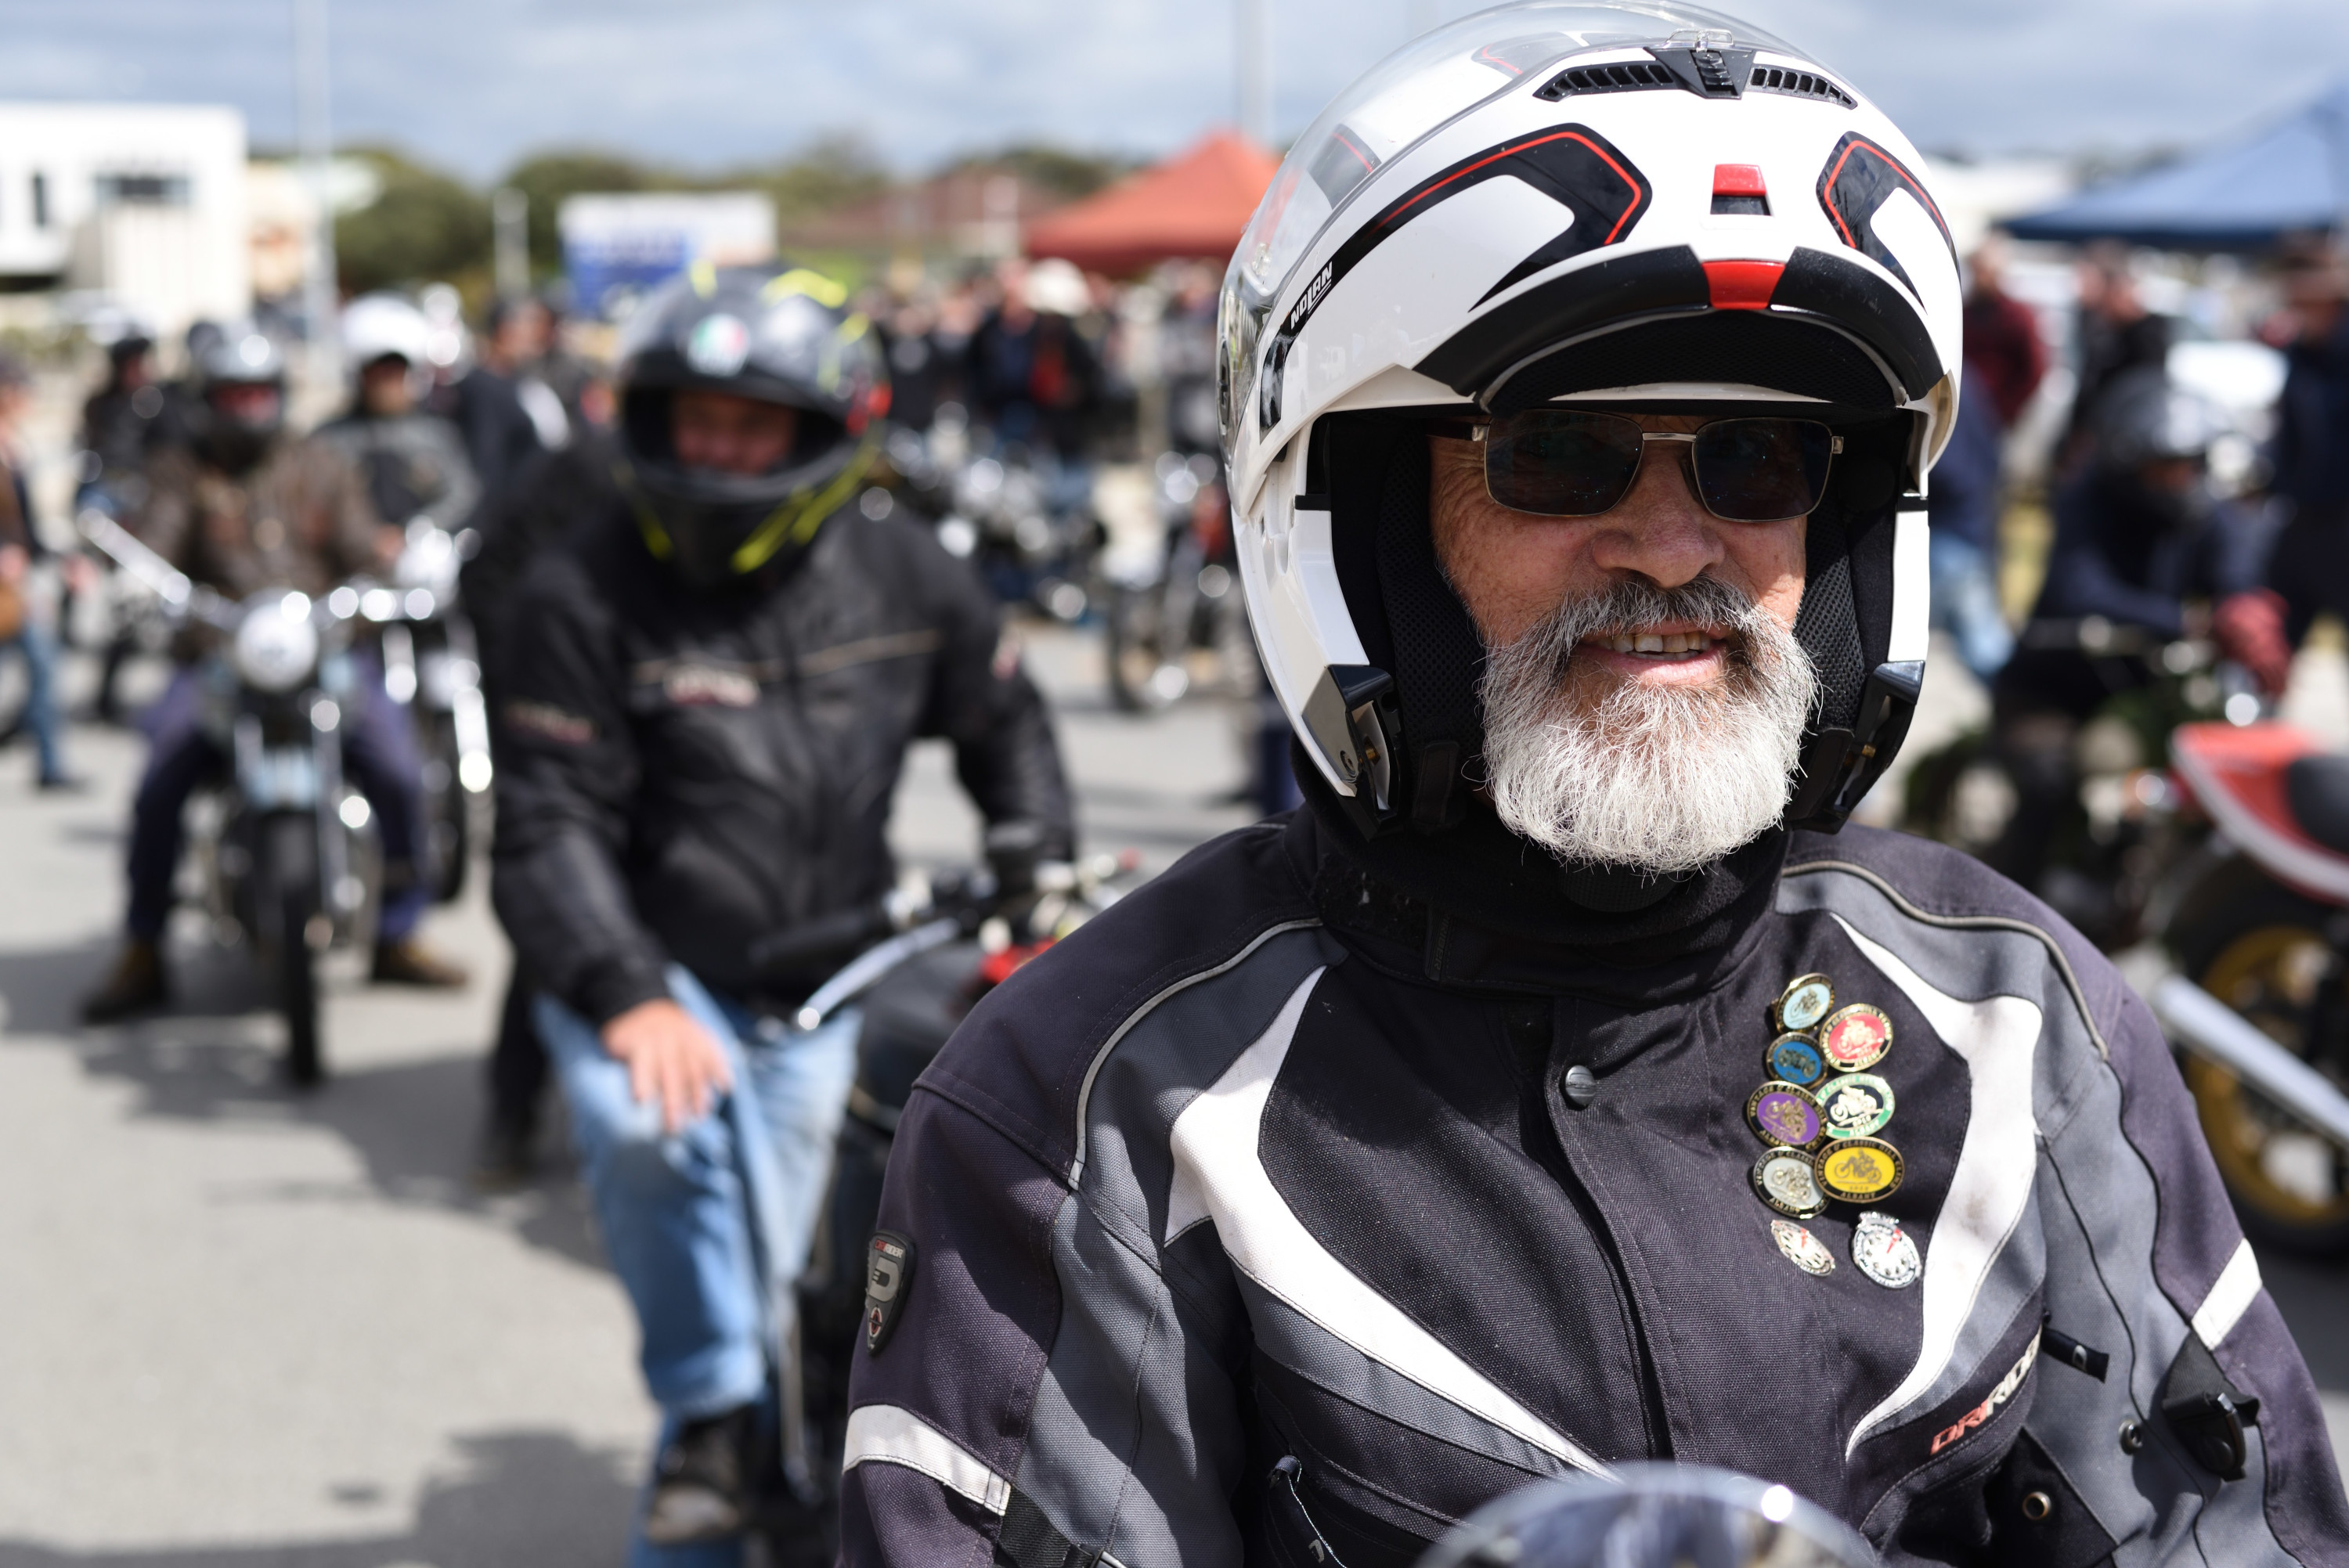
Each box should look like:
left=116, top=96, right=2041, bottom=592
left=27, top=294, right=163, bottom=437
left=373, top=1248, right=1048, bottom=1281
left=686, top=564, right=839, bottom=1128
left=80, top=326, right=193, bottom=723
left=965, top=258, right=1102, bottom=459
left=2061, top=248, right=2173, bottom=470
left=0, top=352, right=83, bottom=789
left=79, top=327, right=189, bottom=505
left=81, top=327, right=470, bottom=1024
left=1924, top=362, right=2015, bottom=683
left=1961, top=236, right=2048, bottom=430
left=458, top=384, right=619, bottom=1184
left=316, top=294, right=481, bottom=537
left=1158, top=261, right=1224, bottom=456
left=1987, top=366, right=2284, bottom=888
left=447, top=295, right=563, bottom=503
left=2262, top=240, right=2349, bottom=649
left=489, top=261, right=1072, bottom=1549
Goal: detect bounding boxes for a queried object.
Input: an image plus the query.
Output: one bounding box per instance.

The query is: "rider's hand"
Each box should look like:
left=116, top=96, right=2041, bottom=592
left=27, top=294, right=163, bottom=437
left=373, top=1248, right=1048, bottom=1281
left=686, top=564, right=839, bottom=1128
left=601, top=998, right=734, bottom=1134
left=0, top=544, right=24, bottom=586
left=2214, top=588, right=2293, bottom=698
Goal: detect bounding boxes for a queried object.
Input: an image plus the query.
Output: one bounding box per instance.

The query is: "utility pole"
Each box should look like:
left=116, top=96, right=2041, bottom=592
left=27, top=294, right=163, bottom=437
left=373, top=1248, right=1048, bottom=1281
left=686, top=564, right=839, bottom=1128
left=493, top=187, right=530, bottom=298
left=294, top=0, right=338, bottom=396
left=1236, top=0, right=1274, bottom=147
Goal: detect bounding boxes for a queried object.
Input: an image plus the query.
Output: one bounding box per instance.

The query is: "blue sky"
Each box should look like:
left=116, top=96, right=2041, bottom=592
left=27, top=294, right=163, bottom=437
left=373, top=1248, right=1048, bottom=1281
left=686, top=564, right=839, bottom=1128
left=0, top=0, right=2341, bottom=178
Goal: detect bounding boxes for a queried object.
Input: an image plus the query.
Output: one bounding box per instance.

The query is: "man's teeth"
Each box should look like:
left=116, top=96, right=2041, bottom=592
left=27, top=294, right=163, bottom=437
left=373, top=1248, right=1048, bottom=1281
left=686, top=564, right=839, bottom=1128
left=1593, top=632, right=1717, bottom=656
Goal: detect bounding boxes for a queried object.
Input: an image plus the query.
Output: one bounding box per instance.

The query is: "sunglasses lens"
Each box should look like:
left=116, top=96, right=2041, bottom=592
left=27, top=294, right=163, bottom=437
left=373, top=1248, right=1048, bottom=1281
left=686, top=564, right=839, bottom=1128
left=1483, top=412, right=1646, bottom=517
left=1692, top=419, right=1836, bottom=521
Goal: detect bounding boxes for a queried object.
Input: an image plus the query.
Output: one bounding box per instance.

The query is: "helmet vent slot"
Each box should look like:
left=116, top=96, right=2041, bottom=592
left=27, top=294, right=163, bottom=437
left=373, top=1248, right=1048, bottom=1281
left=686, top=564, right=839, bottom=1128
left=1747, top=67, right=1856, bottom=108
left=1535, top=60, right=1679, bottom=100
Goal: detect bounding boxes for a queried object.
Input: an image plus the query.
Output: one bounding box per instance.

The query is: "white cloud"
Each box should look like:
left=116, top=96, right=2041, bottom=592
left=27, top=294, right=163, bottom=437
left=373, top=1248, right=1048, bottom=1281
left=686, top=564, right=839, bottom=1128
left=0, top=0, right=2340, bottom=176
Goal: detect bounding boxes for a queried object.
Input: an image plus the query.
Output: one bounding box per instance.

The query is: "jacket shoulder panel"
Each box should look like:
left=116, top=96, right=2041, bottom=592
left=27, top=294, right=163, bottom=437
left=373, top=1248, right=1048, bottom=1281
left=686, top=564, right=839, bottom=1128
left=916, top=818, right=1323, bottom=1182
left=1787, top=825, right=2122, bottom=1065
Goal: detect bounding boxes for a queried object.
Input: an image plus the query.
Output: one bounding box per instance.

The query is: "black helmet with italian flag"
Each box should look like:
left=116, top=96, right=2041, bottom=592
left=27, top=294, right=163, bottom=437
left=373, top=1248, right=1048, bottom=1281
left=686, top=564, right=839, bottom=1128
left=615, top=261, right=889, bottom=588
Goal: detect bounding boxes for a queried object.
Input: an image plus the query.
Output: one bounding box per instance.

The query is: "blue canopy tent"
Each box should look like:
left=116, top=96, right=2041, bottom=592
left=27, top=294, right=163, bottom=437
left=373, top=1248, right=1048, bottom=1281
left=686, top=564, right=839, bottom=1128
left=2006, top=80, right=2349, bottom=251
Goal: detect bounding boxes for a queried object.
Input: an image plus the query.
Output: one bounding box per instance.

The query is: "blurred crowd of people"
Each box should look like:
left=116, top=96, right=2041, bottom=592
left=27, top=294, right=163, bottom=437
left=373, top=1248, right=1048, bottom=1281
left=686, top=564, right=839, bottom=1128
left=0, top=247, right=1235, bottom=1156
left=1927, top=234, right=2349, bottom=693
left=9, top=226, right=2347, bottom=1116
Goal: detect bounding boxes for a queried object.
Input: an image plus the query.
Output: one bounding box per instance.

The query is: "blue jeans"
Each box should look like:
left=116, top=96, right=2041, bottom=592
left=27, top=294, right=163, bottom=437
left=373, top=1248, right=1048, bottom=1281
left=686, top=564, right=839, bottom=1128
left=1, top=619, right=66, bottom=782
left=126, top=661, right=431, bottom=941
left=1929, top=532, right=2015, bottom=684
left=537, top=967, right=858, bottom=1420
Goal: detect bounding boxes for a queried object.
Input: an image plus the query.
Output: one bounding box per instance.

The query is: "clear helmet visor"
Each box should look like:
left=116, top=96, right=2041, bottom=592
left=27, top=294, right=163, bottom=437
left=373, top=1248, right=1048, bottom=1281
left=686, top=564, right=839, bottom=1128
left=1218, top=0, right=1805, bottom=458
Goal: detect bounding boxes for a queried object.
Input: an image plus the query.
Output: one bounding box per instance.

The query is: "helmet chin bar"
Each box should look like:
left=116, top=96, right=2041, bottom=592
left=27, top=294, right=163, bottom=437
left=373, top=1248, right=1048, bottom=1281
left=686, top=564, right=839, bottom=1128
left=1302, top=664, right=1405, bottom=836
left=1784, top=658, right=1921, bottom=832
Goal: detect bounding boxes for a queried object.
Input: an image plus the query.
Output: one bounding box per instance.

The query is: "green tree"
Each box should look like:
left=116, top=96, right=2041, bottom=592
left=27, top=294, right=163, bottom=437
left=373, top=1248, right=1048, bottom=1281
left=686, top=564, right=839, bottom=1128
left=728, top=134, right=891, bottom=225
left=498, top=150, right=669, bottom=278
left=334, top=146, right=491, bottom=294
left=947, top=143, right=1137, bottom=202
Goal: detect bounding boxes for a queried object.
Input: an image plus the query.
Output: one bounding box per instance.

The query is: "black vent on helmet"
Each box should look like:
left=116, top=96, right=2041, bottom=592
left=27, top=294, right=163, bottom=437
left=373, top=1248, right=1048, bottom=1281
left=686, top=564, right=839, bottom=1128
left=1535, top=59, right=1680, bottom=99
left=1748, top=66, right=1856, bottom=109
left=1793, top=511, right=1867, bottom=732
left=1487, top=312, right=1899, bottom=415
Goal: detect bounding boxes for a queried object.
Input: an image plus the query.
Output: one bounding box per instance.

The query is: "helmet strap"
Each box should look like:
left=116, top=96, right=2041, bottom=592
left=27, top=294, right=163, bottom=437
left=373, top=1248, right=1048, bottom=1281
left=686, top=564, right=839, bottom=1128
left=1368, top=429, right=1485, bottom=835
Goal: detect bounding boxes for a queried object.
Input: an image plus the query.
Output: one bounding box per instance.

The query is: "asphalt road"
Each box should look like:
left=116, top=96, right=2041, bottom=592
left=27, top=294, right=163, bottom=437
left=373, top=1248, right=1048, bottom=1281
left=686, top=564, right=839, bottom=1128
left=0, top=630, right=1250, bottom=1566
left=0, top=627, right=2341, bottom=1566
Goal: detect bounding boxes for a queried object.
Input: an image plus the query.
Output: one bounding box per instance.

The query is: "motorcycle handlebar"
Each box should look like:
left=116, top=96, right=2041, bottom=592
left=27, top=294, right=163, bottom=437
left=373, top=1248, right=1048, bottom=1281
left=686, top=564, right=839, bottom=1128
left=747, top=903, right=898, bottom=975
left=750, top=852, right=1136, bottom=1023
left=78, top=506, right=453, bottom=633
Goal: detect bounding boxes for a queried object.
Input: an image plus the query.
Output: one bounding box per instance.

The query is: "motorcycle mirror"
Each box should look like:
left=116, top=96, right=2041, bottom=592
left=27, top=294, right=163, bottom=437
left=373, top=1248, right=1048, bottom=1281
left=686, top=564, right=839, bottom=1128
left=1420, top=1465, right=1878, bottom=1568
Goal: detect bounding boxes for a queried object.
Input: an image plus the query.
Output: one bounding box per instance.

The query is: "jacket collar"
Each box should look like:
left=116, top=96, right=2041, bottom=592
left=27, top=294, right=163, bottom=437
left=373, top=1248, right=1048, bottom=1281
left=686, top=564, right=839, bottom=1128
left=1288, top=777, right=1788, bottom=1008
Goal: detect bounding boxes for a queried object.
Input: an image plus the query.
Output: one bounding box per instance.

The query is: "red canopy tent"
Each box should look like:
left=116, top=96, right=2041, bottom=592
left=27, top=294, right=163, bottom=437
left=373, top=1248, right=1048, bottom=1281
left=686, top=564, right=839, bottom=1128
left=1024, top=131, right=1279, bottom=276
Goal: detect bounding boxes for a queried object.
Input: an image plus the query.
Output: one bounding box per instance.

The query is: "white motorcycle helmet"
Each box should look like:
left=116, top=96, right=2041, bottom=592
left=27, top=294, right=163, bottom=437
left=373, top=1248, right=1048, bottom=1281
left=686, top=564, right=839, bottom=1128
left=1220, top=0, right=1961, bottom=840
left=341, top=293, right=434, bottom=373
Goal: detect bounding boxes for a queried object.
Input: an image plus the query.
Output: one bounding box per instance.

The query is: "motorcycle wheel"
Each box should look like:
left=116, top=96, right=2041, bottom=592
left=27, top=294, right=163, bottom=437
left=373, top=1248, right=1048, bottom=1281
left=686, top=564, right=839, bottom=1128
left=2168, top=856, right=2349, bottom=1253
left=261, top=813, right=326, bottom=1088
left=421, top=713, right=469, bottom=903
left=1106, top=583, right=1188, bottom=713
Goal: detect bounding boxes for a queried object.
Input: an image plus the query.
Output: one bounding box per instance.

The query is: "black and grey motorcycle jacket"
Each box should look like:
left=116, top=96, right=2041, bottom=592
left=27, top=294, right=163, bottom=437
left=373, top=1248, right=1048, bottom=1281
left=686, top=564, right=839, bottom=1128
left=315, top=409, right=482, bottom=535
left=841, top=804, right=2348, bottom=1566
left=490, top=497, right=1073, bottom=1026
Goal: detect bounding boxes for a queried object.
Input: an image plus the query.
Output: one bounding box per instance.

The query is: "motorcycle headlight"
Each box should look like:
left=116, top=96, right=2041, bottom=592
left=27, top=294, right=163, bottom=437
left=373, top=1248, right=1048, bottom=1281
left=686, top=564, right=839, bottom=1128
left=393, top=524, right=459, bottom=594
left=233, top=592, right=320, bottom=693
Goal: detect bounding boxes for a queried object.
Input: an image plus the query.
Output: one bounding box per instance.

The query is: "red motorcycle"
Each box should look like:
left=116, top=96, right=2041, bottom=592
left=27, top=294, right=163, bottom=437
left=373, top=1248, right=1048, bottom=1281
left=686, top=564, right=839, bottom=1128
left=2160, top=721, right=2349, bottom=1253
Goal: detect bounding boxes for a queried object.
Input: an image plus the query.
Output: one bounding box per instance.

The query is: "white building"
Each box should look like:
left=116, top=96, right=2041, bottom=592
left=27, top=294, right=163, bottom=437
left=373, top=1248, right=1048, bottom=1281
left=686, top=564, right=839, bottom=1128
left=0, top=102, right=251, bottom=338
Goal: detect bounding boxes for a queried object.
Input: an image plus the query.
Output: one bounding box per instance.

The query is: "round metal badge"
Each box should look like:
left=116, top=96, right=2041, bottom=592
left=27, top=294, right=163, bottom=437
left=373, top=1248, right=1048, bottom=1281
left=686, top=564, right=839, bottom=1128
left=1751, top=1146, right=1828, bottom=1217
left=1818, top=1072, right=1896, bottom=1140
left=1745, top=1081, right=1824, bottom=1149
left=1774, top=973, right=1835, bottom=1033
left=1820, top=1004, right=1893, bottom=1072
left=1816, top=1137, right=1905, bottom=1202
left=1764, top=1032, right=1828, bottom=1087
left=1852, top=1209, right=1922, bottom=1289
left=1771, top=1218, right=1836, bottom=1276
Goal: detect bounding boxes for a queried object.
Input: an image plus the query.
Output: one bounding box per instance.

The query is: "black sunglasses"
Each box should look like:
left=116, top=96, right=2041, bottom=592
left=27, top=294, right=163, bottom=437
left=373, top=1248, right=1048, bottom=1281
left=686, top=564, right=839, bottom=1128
left=1461, top=410, right=1843, bottom=523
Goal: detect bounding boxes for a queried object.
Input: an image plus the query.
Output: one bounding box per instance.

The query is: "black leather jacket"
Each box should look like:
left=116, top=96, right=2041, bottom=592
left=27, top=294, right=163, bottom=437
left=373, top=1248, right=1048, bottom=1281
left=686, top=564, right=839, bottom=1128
left=490, top=493, right=1072, bottom=1024
left=844, top=802, right=2347, bottom=1566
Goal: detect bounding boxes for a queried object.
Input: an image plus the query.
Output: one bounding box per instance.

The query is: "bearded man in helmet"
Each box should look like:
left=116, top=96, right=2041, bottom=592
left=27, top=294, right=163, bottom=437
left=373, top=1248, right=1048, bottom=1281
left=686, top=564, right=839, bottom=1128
left=843, top=6, right=2347, bottom=1565
left=488, top=262, right=1072, bottom=1549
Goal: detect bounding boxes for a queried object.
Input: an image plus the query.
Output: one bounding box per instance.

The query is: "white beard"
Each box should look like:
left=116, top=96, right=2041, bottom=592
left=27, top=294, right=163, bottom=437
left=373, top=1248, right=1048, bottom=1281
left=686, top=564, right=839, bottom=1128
left=1477, top=575, right=1819, bottom=875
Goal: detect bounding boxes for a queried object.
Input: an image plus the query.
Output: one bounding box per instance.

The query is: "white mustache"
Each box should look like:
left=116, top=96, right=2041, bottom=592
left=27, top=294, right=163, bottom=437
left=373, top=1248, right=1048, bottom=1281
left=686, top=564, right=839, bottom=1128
left=1477, top=575, right=1819, bottom=874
